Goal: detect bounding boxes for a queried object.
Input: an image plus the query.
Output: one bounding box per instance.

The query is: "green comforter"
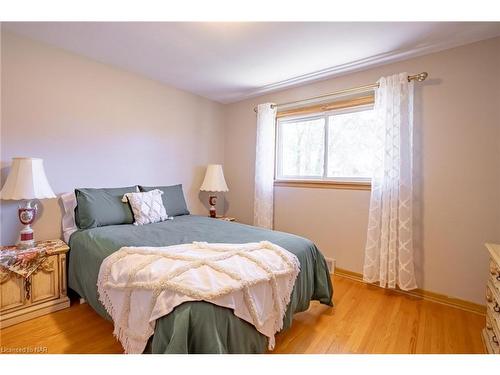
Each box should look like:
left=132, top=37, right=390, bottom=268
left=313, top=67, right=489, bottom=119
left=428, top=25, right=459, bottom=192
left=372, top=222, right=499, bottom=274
left=68, top=215, right=333, bottom=353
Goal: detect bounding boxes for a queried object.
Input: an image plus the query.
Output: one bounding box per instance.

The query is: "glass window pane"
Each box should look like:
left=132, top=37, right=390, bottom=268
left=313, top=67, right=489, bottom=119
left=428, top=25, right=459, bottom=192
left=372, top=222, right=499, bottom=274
left=280, top=118, right=325, bottom=178
left=327, top=110, right=377, bottom=178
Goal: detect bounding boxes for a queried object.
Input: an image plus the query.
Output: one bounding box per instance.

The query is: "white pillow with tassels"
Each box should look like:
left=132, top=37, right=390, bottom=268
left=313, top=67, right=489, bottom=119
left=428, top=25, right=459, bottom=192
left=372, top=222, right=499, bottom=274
left=122, top=189, right=168, bottom=225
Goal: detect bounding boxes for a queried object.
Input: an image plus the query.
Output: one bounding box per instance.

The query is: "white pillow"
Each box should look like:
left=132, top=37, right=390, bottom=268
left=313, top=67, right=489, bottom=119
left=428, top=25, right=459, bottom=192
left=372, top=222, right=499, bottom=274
left=60, top=192, right=78, bottom=242
left=122, top=189, right=168, bottom=225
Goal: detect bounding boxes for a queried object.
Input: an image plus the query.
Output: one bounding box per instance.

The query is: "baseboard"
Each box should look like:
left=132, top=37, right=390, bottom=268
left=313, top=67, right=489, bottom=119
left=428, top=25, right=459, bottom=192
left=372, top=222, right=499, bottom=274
left=334, top=267, right=486, bottom=315
left=0, top=297, right=70, bottom=329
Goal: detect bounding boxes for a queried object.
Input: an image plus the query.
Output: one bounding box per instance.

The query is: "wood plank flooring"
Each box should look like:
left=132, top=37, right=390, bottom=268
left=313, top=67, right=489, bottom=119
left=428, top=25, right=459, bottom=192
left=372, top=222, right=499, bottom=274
left=0, top=275, right=486, bottom=354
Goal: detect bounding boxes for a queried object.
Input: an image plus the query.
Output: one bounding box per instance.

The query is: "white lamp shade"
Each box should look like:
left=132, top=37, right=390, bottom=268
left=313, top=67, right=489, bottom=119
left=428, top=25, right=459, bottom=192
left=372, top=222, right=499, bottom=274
left=200, top=164, right=229, bottom=192
left=0, top=157, right=56, bottom=200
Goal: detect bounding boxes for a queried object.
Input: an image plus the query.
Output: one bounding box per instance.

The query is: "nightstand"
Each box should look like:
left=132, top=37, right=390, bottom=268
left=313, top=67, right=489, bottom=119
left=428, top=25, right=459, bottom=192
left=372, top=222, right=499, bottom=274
left=0, top=239, right=70, bottom=328
left=483, top=243, right=500, bottom=354
left=216, top=216, right=236, bottom=222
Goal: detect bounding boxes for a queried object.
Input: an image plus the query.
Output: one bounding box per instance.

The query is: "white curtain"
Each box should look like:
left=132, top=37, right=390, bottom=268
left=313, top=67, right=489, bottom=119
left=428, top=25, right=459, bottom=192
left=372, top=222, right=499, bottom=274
left=363, top=73, right=417, bottom=291
left=254, top=103, right=277, bottom=229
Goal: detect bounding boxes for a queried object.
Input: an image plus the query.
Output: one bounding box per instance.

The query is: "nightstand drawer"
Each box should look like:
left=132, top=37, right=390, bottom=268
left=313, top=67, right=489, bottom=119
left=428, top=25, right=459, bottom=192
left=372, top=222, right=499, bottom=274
left=489, top=264, right=500, bottom=295
left=0, top=272, right=26, bottom=312
left=31, top=255, right=60, bottom=304
left=490, top=258, right=499, bottom=275
left=486, top=308, right=500, bottom=346
left=483, top=327, right=500, bottom=354
left=485, top=244, right=500, bottom=354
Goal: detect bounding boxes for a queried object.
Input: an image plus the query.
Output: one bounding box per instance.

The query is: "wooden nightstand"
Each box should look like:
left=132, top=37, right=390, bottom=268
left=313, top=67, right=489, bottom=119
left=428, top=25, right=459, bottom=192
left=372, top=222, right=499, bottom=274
left=483, top=243, right=500, bottom=354
left=216, top=216, right=236, bottom=222
left=0, top=239, right=70, bottom=328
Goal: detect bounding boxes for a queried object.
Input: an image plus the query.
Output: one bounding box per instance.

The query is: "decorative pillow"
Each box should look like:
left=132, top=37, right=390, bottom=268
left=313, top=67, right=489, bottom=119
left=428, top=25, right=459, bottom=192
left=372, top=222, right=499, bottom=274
left=122, top=189, right=168, bottom=225
left=139, top=184, right=190, bottom=217
left=75, top=186, right=138, bottom=229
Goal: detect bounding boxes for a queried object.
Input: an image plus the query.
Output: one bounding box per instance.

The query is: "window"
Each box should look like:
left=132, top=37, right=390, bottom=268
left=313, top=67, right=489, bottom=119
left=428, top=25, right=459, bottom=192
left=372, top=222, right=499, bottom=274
left=276, top=106, right=377, bottom=184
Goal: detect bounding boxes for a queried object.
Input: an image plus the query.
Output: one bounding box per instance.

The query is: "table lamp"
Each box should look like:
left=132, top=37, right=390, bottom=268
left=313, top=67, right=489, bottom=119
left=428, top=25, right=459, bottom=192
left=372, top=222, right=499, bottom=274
left=0, top=157, right=56, bottom=248
left=200, top=164, right=229, bottom=218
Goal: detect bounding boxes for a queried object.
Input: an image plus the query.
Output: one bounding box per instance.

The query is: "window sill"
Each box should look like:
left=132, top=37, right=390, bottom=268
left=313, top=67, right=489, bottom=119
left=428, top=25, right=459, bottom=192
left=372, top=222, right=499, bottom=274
left=274, top=179, right=371, bottom=191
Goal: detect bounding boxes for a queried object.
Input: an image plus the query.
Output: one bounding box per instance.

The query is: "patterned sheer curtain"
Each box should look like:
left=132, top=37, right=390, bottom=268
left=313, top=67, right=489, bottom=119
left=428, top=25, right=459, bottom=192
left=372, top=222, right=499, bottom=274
left=363, top=73, right=417, bottom=291
left=254, top=103, right=277, bottom=229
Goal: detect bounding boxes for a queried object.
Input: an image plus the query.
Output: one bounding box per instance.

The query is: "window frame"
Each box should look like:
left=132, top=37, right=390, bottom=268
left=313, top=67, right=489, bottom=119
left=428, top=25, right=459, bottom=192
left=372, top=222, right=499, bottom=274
left=274, top=104, right=374, bottom=190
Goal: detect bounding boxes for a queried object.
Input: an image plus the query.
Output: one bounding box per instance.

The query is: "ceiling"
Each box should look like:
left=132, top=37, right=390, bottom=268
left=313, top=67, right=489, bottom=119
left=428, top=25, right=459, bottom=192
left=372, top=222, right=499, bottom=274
left=4, top=22, right=500, bottom=103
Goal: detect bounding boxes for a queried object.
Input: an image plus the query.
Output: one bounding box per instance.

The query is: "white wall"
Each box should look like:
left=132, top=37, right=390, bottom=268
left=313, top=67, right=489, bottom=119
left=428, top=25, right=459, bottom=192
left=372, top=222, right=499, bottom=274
left=223, top=37, right=500, bottom=304
left=0, top=31, right=225, bottom=244
left=2, top=30, right=499, bottom=305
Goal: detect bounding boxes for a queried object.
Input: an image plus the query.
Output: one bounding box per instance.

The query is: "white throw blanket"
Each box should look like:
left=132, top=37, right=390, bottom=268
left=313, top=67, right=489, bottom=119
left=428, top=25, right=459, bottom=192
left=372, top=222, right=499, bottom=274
left=97, top=241, right=300, bottom=353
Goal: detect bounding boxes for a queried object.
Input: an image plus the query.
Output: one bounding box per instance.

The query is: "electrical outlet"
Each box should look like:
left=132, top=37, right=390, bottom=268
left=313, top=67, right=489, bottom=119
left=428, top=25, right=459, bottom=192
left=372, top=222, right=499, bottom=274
left=324, top=257, right=335, bottom=274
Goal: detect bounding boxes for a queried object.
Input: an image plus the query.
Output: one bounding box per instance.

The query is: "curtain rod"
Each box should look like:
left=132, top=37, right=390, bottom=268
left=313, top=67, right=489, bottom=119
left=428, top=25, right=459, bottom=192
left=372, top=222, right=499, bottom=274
left=253, top=72, right=428, bottom=113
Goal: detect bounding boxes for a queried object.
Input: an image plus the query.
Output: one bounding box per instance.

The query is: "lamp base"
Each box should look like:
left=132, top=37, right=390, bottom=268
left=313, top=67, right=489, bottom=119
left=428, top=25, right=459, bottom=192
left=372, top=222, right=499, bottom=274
left=208, top=195, right=217, bottom=218
left=18, top=225, right=35, bottom=249
left=17, top=200, right=37, bottom=249
left=209, top=206, right=217, bottom=218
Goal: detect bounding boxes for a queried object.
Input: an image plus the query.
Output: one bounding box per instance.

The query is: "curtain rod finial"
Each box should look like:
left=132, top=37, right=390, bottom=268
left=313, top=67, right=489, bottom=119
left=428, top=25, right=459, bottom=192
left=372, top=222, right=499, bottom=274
left=415, top=72, right=428, bottom=82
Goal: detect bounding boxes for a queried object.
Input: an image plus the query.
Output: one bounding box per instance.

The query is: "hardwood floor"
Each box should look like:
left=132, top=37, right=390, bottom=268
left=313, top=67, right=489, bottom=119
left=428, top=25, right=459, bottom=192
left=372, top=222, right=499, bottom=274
left=0, top=275, right=485, bottom=354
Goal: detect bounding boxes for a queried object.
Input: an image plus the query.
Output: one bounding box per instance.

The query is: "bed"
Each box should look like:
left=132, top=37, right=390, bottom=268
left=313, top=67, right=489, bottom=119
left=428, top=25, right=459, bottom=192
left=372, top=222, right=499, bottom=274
left=67, top=214, right=333, bottom=354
